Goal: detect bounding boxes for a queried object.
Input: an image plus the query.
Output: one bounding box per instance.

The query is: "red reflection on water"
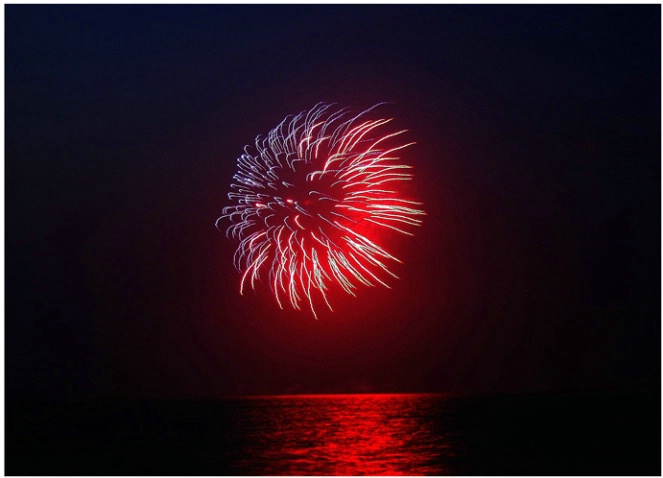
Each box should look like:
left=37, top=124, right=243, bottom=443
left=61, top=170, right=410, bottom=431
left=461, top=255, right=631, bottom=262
left=234, top=393, right=455, bottom=476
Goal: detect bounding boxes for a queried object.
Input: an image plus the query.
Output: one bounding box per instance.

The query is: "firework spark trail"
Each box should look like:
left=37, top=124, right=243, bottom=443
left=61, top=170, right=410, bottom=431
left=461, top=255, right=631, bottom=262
left=219, top=103, right=425, bottom=319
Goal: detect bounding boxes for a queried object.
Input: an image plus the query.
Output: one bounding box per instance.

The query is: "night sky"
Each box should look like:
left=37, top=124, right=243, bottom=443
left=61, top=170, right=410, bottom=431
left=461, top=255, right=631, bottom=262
left=6, top=5, right=660, bottom=400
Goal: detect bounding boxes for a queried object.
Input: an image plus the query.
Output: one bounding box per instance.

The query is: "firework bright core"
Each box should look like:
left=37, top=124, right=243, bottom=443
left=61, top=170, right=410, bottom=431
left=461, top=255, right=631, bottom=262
left=219, top=103, right=425, bottom=319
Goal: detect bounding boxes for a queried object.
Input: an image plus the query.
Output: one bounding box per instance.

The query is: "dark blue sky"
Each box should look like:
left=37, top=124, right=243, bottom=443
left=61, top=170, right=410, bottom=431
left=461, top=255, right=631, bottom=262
left=6, top=5, right=660, bottom=399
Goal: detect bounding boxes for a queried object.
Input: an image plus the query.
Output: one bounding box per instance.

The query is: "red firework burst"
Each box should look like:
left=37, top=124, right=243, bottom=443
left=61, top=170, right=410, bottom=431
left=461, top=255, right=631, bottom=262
left=219, top=103, right=425, bottom=318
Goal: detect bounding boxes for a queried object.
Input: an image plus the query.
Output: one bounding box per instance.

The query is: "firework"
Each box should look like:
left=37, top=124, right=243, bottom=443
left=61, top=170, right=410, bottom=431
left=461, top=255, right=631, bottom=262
left=218, top=103, right=425, bottom=319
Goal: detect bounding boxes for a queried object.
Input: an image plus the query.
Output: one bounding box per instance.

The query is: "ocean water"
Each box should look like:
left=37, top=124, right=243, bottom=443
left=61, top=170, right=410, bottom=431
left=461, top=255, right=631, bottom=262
left=225, top=394, right=459, bottom=475
left=6, top=391, right=660, bottom=475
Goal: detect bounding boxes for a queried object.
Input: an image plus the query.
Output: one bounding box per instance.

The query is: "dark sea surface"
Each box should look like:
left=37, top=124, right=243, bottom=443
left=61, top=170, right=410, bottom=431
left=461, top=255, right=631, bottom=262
left=7, top=391, right=660, bottom=475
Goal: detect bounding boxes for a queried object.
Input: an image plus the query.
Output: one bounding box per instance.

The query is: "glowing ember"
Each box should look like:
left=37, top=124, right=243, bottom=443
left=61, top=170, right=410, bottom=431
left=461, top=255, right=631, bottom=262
left=218, top=103, right=425, bottom=318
